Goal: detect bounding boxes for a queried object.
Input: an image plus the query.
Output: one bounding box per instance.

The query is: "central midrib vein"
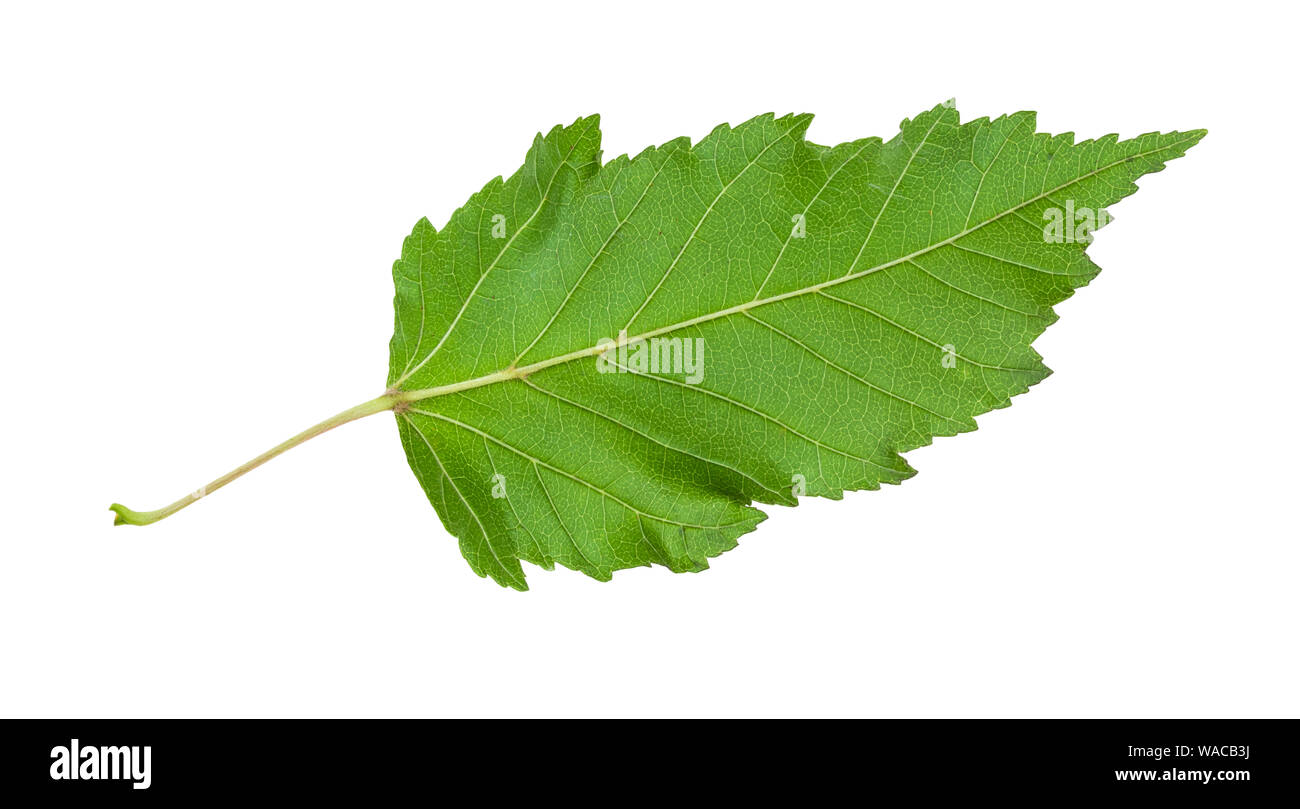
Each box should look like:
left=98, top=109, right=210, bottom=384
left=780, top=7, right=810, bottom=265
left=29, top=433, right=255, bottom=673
left=391, top=135, right=1195, bottom=406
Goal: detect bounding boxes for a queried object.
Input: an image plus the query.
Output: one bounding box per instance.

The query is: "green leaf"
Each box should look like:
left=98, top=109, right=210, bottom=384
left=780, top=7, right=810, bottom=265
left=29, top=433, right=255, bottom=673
left=109, top=102, right=1201, bottom=588
left=384, top=103, right=1204, bottom=589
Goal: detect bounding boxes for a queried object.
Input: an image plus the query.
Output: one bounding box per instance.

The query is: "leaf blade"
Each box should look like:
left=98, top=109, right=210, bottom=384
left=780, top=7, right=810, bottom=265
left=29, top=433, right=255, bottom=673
left=390, top=104, right=1204, bottom=587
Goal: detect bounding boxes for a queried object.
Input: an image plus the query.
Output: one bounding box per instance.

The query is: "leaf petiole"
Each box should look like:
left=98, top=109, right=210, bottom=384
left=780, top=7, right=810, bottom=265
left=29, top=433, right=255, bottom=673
left=109, top=393, right=403, bottom=527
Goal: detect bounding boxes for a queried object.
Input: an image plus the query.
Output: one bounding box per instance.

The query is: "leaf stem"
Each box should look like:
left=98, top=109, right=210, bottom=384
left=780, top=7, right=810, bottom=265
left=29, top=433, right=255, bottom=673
left=109, top=393, right=401, bottom=527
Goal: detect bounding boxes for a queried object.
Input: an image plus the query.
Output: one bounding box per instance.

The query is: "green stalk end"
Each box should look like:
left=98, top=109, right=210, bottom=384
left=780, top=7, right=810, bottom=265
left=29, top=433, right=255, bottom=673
left=109, top=503, right=159, bottom=526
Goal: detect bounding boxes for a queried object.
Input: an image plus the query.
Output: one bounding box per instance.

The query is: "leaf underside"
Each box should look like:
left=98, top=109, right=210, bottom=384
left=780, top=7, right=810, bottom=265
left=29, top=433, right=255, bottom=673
left=387, top=103, right=1203, bottom=589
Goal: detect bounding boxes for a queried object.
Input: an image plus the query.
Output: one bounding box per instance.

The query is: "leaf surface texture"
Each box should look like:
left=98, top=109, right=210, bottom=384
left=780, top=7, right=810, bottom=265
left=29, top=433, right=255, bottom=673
left=387, top=104, right=1203, bottom=589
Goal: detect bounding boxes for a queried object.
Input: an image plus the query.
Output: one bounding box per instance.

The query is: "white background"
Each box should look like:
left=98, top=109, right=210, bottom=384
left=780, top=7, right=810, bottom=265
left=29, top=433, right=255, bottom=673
left=2, top=1, right=1295, bottom=718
